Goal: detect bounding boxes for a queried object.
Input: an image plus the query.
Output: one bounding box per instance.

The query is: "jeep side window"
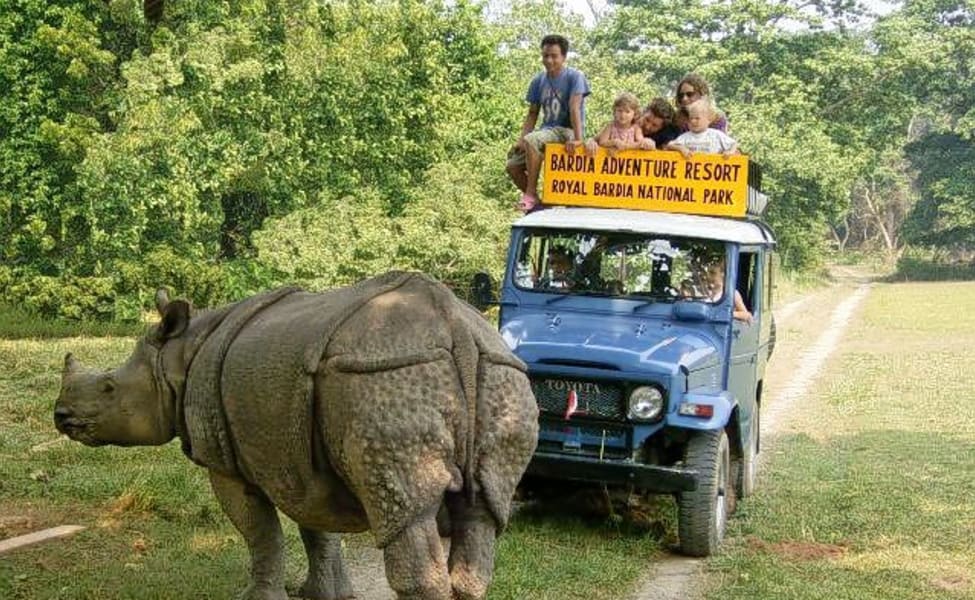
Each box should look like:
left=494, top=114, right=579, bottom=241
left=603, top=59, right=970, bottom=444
left=737, top=252, right=758, bottom=313
left=515, top=235, right=541, bottom=287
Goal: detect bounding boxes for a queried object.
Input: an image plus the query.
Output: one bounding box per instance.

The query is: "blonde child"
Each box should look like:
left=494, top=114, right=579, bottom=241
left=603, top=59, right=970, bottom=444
left=666, top=98, right=738, bottom=159
left=705, top=261, right=752, bottom=323
left=585, top=93, right=644, bottom=155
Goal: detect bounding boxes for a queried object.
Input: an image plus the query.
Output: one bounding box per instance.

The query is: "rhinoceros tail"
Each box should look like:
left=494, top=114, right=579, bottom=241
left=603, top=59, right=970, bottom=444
left=446, top=293, right=538, bottom=531
left=470, top=354, right=537, bottom=531
left=447, top=298, right=481, bottom=506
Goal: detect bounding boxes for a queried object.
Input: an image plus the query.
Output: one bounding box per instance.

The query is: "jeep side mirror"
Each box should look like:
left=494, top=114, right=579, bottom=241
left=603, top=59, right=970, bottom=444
left=471, top=272, right=496, bottom=312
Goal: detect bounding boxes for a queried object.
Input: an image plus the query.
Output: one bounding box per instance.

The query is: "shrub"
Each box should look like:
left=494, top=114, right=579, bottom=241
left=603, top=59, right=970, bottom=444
left=220, top=259, right=286, bottom=300
left=254, top=157, right=514, bottom=294
left=395, top=154, right=513, bottom=286
left=7, top=273, right=117, bottom=321
left=115, top=246, right=232, bottom=311
left=892, top=256, right=975, bottom=282
left=253, top=189, right=399, bottom=290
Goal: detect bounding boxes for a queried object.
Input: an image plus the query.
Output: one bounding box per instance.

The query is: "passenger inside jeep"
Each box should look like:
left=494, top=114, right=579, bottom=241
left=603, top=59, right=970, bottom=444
left=539, top=246, right=575, bottom=289
left=705, top=259, right=753, bottom=323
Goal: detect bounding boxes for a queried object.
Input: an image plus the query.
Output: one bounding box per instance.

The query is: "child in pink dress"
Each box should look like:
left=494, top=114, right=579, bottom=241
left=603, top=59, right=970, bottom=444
left=587, top=93, right=645, bottom=156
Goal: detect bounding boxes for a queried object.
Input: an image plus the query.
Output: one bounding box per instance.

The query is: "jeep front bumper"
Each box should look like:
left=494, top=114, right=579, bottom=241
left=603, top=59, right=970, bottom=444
left=526, top=451, right=698, bottom=493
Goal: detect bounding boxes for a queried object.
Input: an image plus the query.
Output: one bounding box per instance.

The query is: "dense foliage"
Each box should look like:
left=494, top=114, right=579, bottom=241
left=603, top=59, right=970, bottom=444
left=0, top=0, right=971, bottom=319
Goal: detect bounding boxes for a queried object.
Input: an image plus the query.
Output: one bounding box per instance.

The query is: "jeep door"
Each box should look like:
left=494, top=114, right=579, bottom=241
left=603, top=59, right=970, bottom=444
left=727, top=247, right=764, bottom=435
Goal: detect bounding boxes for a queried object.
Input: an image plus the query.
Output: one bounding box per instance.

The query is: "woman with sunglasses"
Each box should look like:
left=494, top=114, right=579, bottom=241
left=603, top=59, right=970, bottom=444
left=673, top=73, right=728, bottom=133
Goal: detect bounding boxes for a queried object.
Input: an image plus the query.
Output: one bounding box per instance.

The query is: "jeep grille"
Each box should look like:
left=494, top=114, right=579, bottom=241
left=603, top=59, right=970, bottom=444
left=530, top=377, right=624, bottom=420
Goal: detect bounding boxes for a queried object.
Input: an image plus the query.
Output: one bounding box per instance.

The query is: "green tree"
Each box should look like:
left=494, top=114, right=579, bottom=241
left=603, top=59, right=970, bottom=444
left=3, top=0, right=522, bottom=317
left=586, top=0, right=885, bottom=267
left=7, top=0, right=969, bottom=319
left=0, top=1, right=121, bottom=275
left=893, top=0, right=975, bottom=250
left=903, top=133, right=975, bottom=248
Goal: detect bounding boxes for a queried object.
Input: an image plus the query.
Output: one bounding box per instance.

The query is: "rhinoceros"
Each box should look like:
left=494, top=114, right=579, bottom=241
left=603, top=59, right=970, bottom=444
left=54, top=271, right=538, bottom=600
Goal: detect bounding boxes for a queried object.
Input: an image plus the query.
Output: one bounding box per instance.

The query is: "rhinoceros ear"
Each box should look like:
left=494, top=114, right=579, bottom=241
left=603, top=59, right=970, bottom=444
left=63, top=353, right=81, bottom=375
left=155, top=287, right=170, bottom=315
left=156, top=300, right=190, bottom=341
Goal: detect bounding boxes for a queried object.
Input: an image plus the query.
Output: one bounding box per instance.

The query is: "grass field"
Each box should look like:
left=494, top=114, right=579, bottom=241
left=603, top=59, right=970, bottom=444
left=704, top=281, right=975, bottom=600
left=9, top=278, right=970, bottom=600
left=0, top=322, right=666, bottom=599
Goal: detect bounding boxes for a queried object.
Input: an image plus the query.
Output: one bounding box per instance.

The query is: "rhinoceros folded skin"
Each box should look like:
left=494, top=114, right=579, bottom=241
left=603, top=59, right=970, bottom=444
left=177, top=271, right=538, bottom=547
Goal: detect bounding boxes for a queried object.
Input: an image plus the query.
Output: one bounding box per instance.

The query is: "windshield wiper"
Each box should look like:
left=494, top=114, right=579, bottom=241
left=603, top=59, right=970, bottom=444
left=631, top=294, right=679, bottom=312
left=631, top=298, right=656, bottom=313
left=545, top=290, right=615, bottom=304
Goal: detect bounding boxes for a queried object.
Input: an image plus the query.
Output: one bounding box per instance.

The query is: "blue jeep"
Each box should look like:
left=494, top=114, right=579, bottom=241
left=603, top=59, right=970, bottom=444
left=478, top=206, right=776, bottom=556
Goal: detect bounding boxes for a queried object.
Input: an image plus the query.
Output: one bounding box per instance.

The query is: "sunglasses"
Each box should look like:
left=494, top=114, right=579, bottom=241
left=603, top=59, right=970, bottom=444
left=678, top=90, right=699, bottom=99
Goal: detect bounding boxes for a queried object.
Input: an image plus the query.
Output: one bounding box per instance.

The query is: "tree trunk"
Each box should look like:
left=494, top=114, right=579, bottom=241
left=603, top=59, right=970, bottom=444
left=144, top=0, right=164, bottom=22
left=583, top=0, right=601, bottom=22
left=862, top=183, right=897, bottom=257
left=830, top=216, right=850, bottom=252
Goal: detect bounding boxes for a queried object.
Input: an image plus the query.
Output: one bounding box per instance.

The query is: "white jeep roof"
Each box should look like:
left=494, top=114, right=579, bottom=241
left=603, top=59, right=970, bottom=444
left=513, top=207, right=775, bottom=245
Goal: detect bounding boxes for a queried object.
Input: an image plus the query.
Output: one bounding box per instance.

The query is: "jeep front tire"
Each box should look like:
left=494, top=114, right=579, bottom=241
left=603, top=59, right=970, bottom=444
left=678, top=429, right=733, bottom=557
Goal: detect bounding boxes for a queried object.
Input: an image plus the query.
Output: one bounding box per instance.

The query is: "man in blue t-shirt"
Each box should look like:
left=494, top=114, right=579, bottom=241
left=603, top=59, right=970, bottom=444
left=506, top=34, right=590, bottom=212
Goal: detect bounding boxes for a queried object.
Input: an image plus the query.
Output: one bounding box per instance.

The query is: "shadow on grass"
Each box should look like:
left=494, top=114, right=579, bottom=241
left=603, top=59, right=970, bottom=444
left=492, top=487, right=675, bottom=600
left=514, top=481, right=677, bottom=543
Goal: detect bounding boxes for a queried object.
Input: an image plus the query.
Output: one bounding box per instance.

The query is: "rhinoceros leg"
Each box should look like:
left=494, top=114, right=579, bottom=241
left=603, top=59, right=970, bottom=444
left=383, top=504, right=452, bottom=600
left=295, top=527, right=355, bottom=600
left=445, top=494, right=497, bottom=600
left=209, top=471, right=288, bottom=600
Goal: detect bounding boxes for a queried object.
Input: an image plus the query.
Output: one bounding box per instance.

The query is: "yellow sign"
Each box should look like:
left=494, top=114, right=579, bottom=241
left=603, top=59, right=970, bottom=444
left=542, top=144, right=750, bottom=218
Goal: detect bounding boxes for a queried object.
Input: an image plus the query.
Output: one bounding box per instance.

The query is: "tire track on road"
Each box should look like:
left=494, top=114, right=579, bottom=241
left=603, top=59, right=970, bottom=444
left=763, top=285, right=870, bottom=434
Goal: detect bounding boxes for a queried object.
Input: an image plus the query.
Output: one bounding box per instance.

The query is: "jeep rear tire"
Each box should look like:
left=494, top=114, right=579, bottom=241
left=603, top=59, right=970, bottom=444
left=678, top=429, right=733, bottom=557
left=736, top=409, right=760, bottom=498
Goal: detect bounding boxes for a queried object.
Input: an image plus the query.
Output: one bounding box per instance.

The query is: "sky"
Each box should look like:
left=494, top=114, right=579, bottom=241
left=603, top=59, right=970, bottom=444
left=562, top=0, right=900, bottom=28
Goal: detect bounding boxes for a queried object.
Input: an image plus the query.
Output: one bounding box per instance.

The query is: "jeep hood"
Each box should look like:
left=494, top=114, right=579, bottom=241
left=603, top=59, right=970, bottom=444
left=500, top=309, right=723, bottom=376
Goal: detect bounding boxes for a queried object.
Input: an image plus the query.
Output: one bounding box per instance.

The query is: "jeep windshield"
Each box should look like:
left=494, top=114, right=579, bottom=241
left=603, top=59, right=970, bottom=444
left=513, top=229, right=726, bottom=302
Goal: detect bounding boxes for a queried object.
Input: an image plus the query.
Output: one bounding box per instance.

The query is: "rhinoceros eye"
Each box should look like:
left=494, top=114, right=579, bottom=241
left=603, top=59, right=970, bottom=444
left=101, top=379, right=116, bottom=394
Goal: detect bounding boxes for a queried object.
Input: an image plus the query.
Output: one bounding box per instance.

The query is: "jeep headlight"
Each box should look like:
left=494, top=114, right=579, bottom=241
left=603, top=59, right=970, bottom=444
left=628, top=386, right=664, bottom=421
